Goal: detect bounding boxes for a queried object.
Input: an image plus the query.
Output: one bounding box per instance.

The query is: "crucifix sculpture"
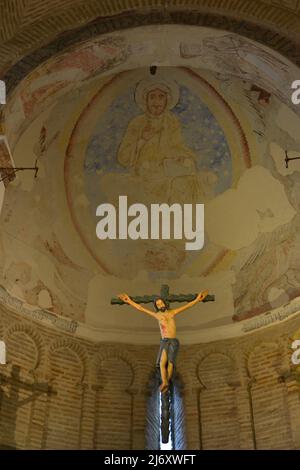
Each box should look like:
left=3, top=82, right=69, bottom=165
left=111, top=284, right=215, bottom=393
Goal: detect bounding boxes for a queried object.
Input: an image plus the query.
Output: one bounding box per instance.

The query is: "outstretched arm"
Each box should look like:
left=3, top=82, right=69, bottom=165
left=118, top=293, right=157, bottom=318
left=173, top=290, right=209, bottom=316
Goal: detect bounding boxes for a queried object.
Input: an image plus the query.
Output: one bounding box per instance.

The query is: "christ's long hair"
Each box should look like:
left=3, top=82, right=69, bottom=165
left=153, top=297, right=169, bottom=312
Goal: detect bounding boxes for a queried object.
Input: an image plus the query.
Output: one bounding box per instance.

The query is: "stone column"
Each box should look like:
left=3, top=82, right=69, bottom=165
left=235, top=353, right=256, bottom=450
left=235, top=376, right=256, bottom=450
left=27, top=371, right=53, bottom=450
left=182, top=385, right=201, bottom=450
left=78, top=382, right=96, bottom=449
left=131, top=386, right=150, bottom=450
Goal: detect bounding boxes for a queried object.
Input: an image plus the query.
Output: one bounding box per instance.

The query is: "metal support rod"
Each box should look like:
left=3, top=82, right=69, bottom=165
left=0, top=165, right=39, bottom=183
left=285, top=150, right=300, bottom=169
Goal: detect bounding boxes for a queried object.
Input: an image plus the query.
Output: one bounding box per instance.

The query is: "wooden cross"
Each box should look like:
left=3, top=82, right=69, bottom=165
left=111, top=284, right=215, bottom=306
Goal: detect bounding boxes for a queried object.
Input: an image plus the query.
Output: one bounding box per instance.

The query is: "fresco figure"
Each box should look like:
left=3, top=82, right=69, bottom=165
left=118, top=80, right=197, bottom=177
left=101, top=78, right=217, bottom=204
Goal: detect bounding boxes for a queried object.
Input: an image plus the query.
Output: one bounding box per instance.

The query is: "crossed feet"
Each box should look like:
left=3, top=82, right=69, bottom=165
left=160, top=381, right=169, bottom=394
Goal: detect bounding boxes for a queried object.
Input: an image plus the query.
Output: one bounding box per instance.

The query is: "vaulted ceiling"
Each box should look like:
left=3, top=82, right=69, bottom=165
left=1, top=1, right=300, bottom=345
left=1, top=0, right=300, bottom=79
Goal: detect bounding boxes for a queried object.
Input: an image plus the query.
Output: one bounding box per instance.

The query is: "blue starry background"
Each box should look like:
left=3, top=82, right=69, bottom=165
left=84, top=83, right=232, bottom=209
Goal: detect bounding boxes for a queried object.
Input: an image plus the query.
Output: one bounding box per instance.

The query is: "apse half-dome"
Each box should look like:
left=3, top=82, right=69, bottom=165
left=1, top=25, right=300, bottom=344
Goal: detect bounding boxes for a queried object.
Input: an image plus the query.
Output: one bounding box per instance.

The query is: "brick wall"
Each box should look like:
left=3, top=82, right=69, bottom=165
left=197, top=353, right=240, bottom=449
left=95, top=357, right=133, bottom=449
left=247, top=342, right=294, bottom=449
left=145, top=371, right=160, bottom=450
left=46, top=347, right=83, bottom=449
left=1, top=304, right=300, bottom=449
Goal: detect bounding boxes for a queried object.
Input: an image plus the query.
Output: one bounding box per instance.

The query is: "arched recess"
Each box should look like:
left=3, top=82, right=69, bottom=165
left=5, top=324, right=43, bottom=371
left=45, top=343, right=85, bottom=449
left=197, top=352, right=240, bottom=449
left=95, top=354, right=134, bottom=450
left=0, top=326, right=42, bottom=450
left=247, top=342, right=294, bottom=450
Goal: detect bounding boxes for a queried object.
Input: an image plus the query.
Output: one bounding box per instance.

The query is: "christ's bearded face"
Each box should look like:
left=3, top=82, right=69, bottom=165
left=146, top=88, right=168, bottom=116
left=155, top=298, right=167, bottom=312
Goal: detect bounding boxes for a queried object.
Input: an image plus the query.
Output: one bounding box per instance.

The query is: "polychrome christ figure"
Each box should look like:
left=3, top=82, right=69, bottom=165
left=118, top=289, right=209, bottom=393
